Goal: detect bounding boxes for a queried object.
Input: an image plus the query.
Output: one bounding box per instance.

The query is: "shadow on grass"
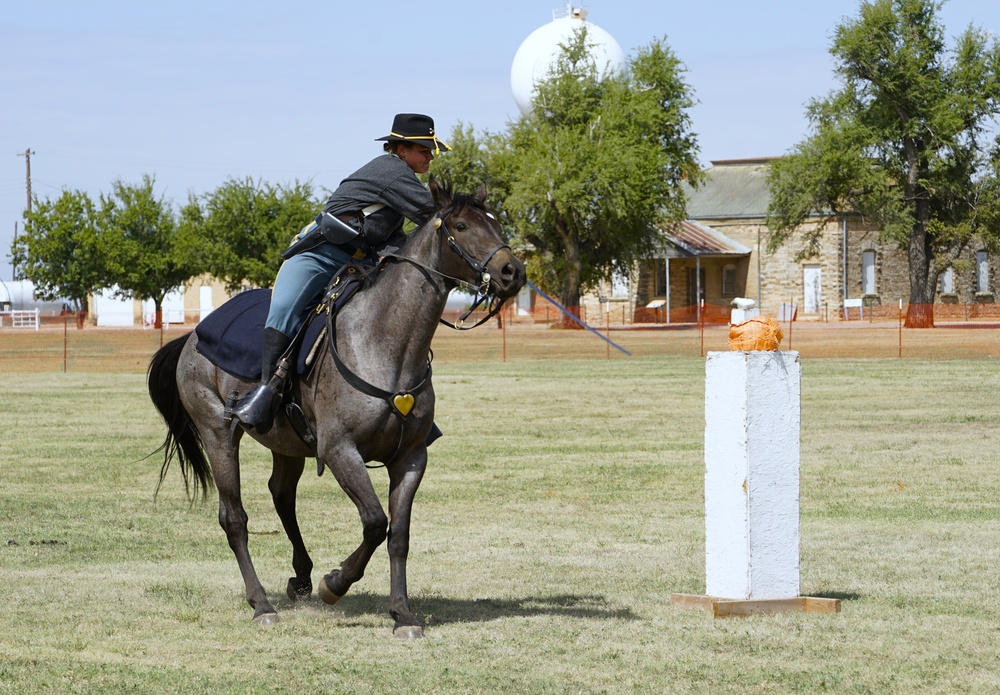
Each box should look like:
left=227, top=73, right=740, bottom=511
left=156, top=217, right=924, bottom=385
left=274, top=590, right=641, bottom=624
left=811, top=591, right=862, bottom=602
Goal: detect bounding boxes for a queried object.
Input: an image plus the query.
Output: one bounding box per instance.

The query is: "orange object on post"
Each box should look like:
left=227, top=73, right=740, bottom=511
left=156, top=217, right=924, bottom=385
left=728, top=317, right=783, bottom=351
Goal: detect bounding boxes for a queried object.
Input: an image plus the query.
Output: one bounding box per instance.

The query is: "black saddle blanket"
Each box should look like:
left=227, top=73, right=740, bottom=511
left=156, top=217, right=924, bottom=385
left=194, top=289, right=325, bottom=381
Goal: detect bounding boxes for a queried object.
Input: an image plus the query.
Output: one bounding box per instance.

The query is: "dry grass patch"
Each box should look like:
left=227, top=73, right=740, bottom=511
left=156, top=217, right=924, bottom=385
left=1, top=356, right=999, bottom=692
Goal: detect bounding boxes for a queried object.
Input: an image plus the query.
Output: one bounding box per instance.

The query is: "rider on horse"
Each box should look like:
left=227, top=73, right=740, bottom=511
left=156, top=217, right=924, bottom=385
left=230, top=113, right=451, bottom=433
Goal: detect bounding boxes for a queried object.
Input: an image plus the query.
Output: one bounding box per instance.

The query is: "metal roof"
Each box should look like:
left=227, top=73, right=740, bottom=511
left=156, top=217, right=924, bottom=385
left=657, top=219, right=752, bottom=258
left=682, top=159, right=775, bottom=219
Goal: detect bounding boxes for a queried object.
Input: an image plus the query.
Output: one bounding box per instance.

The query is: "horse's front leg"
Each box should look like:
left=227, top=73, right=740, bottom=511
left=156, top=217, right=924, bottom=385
left=385, top=446, right=428, bottom=638
left=268, top=453, right=313, bottom=601
left=318, top=449, right=389, bottom=606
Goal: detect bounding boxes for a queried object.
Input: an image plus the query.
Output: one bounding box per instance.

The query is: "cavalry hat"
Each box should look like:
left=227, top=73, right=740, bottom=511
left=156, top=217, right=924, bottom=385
left=376, top=113, right=451, bottom=155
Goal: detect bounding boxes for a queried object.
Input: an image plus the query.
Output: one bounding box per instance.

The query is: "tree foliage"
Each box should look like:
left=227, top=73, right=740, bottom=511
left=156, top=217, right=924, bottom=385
left=98, top=175, right=200, bottom=325
left=766, top=0, right=1000, bottom=327
left=433, top=29, right=702, bottom=320
left=10, top=175, right=321, bottom=317
left=12, top=189, right=105, bottom=312
left=195, top=177, right=319, bottom=292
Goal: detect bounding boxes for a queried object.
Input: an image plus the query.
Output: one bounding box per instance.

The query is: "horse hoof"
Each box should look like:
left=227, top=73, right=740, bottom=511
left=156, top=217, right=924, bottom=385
left=318, top=577, right=344, bottom=606
left=286, top=577, right=312, bottom=601
left=253, top=612, right=280, bottom=626
left=393, top=625, right=424, bottom=639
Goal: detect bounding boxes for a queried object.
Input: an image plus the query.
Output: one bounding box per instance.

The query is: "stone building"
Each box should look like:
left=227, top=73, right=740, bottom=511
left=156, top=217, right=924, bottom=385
left=586, top=157, right=1000, bottom=324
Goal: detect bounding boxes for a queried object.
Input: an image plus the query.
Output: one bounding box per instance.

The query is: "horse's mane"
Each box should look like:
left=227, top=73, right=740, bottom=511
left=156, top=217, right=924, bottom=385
left=378, top=182, right=484, bottom=269
left=378, top=182, right=491, bottom=284
left=427, top=179, right=489, bottom=219
left=397, top=181, right=489, bottom=252
left=446, top=190, right=487, bottom=213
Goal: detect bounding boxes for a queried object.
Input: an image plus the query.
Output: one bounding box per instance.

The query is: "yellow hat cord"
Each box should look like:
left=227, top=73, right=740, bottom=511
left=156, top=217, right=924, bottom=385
left=389, top=132, right=444, bottom=156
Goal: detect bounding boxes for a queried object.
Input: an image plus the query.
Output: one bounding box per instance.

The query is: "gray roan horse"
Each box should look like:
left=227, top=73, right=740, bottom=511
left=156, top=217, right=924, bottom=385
left=147, top=179, right=525, bottom=637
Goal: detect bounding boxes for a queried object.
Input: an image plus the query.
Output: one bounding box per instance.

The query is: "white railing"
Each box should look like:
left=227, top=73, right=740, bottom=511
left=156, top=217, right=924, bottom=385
left=0, top=309, right=40, bottom=330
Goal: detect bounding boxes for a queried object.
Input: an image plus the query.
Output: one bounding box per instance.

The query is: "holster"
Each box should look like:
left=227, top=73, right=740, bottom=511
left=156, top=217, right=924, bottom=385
left=282, top=212, right=363, bottom=260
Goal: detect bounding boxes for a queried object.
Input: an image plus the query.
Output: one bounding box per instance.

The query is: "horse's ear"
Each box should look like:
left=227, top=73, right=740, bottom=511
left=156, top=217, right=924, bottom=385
left=475, top=183, right=488, bottom=204
left=428, top=175, right=450, bottom=209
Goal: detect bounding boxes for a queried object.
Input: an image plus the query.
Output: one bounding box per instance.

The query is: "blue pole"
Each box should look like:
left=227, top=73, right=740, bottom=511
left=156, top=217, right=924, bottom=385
left=527, top=280, right=632, bottom=356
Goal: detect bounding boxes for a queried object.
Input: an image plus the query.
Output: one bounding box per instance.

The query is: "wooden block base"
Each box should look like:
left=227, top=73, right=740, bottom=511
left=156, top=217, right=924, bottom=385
left=671, top=594, right=841, bottom=618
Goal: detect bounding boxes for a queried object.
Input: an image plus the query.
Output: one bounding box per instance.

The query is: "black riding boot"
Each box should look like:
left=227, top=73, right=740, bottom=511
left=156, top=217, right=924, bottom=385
left=230, top=328, right=293, bottom=434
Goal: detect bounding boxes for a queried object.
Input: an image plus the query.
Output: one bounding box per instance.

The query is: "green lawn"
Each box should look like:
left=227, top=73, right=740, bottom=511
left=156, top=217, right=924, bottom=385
left=1, top=356, right=998, bottom=693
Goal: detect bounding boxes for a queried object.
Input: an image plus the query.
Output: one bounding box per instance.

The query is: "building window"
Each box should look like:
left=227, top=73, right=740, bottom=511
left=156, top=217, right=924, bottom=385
left=722, top=264, right=737, bottom=297
left=611, top=271, right=630, bottom=299
left=976, top=251, right=989, bottom=293
left=940, top=266, right=954, bottom=294
left=654, top=259, right=667, bottom=296
left=862, top=250, right=876, bottom=295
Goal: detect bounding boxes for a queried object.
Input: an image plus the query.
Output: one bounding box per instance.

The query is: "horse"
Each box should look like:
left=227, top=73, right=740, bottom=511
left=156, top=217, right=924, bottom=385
left=146, top=179, right=526, bottom=637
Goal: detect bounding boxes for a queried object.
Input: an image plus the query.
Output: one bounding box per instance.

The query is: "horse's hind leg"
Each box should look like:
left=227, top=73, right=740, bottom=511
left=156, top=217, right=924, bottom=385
left=268, top=453, right=313, bottom=601
left=207, top=435, right=279, bottom=624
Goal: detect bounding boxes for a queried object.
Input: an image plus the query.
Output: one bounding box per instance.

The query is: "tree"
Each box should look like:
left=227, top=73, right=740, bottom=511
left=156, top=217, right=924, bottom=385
left=196, top=177, right=319, bottom=292
left=433, top=29, right=702, bottom=325
left=11, top=189, right=106, bottom=316
left=431, top=123, right=497, bottom=197
left=99, top=175, right=198, bottom=327
left=429, top=124, right=522, bottom=266
left=766, top=0, right=1000, bottom=327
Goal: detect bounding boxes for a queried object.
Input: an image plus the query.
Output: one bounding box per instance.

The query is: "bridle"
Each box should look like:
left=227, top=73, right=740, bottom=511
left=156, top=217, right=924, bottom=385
left=382, top=210, right=512, bottom=330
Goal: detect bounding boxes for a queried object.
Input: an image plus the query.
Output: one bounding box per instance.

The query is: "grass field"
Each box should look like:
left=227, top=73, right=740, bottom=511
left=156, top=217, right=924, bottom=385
left=2, top=327, right=1000, bottom=692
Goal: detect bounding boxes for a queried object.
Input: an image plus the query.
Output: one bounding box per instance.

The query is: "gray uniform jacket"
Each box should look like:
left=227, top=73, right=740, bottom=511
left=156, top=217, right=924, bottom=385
left=324, top=154, right=434, bottom=249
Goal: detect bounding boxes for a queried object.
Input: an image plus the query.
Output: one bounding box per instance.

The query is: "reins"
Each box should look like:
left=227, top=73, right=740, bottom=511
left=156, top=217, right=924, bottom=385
left=319, top=205, right=510, bottom=467
left=305, top=265, right=431, bottom=468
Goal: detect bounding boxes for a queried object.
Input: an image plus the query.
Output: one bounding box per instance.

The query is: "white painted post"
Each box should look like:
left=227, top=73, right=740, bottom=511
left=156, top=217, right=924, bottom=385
left=704, top=351, right=801, bottom=600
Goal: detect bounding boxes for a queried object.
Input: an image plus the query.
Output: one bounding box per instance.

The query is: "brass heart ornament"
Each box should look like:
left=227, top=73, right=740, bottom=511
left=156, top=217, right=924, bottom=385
left=392, top=393, right=415, bottom=417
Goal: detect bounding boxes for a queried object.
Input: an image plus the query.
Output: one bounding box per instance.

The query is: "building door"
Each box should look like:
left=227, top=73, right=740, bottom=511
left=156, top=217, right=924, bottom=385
left=977, top=250, right=989, bottom=293
left=803, top=264, right=821, bottom=313
left=862, top=250, right=876, bottom=295
left=687, top=267, right=705, bottom=308
left=200, top=286, right=214, bottom=321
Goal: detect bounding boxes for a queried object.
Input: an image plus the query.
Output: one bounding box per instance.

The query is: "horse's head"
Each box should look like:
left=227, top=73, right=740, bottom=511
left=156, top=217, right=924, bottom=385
left=428, top=177, right=526, bottom=301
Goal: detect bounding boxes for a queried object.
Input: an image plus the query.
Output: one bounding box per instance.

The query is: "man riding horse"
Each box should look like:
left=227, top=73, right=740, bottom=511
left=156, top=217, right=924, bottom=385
left=231, top=113, right=451, bottom=433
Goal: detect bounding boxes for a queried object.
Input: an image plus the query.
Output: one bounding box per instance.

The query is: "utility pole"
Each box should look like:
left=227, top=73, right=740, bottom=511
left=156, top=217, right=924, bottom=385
left=16, top=149, right=34, bottom=283
left=17, top=148, right=34, bottom=215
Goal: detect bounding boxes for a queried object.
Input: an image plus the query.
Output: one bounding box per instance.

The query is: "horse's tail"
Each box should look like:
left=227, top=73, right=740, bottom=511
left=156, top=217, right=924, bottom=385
left=147, top=334, right=213, bottom=500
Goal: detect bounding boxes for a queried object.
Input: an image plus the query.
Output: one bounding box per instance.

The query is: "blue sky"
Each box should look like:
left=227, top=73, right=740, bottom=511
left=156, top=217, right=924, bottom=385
left=3, top=0, right=999, bottom=282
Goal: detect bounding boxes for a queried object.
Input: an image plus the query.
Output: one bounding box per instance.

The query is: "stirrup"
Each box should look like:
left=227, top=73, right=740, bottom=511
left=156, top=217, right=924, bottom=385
left=230, top=383, right=280, bottom=433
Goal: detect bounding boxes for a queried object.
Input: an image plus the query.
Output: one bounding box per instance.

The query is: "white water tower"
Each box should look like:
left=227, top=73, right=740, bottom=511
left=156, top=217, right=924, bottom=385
left=510, top=4, right=626, bottom=116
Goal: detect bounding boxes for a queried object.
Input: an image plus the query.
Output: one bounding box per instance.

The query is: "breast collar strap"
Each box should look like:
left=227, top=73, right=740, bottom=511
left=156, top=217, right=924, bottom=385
left=325, top=306, right=432, bottom=411
left=324, top=305, right=432, bottom=468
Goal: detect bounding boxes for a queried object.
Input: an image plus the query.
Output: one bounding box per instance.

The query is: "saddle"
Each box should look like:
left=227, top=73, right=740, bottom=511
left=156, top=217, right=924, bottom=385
left=195, top=266, right=367, bottom=382
left=195, top=267, right=368, bottom=446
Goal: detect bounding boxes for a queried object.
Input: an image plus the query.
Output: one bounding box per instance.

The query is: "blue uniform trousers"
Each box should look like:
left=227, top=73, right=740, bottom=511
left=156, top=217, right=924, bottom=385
left=265, top=242, right=368, bottom=338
